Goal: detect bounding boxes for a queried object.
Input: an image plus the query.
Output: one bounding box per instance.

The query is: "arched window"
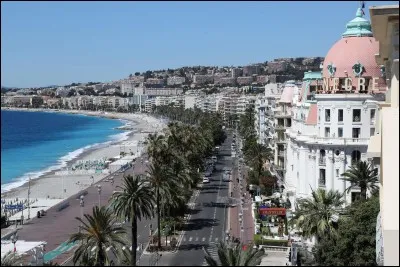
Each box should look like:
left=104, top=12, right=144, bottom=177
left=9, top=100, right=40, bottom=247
left=351, top=150, right=361, bottom=164
left=319, top=149, right=326, bottom=165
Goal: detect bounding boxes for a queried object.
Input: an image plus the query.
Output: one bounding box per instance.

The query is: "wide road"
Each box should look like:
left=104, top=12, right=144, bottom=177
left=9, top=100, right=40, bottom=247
left=152, top=133, right=233, bottom=266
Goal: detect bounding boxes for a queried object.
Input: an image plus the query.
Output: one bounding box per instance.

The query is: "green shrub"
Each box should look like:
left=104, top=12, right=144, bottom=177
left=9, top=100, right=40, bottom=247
left=253, top=234, right=289, bottom=247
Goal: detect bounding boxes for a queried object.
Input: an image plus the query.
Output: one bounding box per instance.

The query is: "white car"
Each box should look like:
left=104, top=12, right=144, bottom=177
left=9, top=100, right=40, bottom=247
left=203, top=177, right=210, bottom=183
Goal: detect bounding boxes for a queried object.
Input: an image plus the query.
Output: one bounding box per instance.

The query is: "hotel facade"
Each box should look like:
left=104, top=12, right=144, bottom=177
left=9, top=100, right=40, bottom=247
left=282, top=8, right=387, bottom=206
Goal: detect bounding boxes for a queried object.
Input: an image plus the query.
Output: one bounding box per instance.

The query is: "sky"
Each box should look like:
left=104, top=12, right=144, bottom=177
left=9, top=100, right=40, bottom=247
left=1, top=1, right=397, bottom=88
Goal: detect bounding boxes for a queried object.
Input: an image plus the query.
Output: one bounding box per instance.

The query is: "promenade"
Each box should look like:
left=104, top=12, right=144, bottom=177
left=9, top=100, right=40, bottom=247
left=7, top=154, right=149, bottom=265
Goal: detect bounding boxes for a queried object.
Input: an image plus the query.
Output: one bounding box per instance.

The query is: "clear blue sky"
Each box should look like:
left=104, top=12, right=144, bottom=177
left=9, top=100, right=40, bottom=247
left=1, top=1, right=397, bottom=88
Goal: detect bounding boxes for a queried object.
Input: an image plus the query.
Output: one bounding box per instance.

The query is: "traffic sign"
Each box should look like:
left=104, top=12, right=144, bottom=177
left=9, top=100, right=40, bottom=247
left=4, top=204, right=23, bottom=211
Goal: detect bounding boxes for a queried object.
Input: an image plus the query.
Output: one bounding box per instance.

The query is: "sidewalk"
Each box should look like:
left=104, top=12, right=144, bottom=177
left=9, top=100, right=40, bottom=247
left=4, top=155, right=149, bottom=265
left=228, top=159, right=254, bottom=244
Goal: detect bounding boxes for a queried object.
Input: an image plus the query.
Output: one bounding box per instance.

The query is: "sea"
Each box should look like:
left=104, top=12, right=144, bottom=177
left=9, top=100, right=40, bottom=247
left=1, top=110, right=129, bottom=193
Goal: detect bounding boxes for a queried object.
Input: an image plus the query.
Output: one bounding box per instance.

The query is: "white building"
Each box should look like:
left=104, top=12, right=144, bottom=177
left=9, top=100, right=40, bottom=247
left=274, top=81, right=300, bottom=179
left=184, top=95, right=197, bottom=109
left=283, top=8, right=387, bottom=208
left=368, top=5, right=399, bottom=266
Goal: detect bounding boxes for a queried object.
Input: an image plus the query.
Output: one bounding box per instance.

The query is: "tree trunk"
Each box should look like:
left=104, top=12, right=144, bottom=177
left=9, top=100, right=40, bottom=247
left=131, top=218, right=138, bottom=266
left=361, top=187, right=367, bottom=200
left=157, top=187, right=162, bottom=249
left=97, top=242, right=105, bottom=266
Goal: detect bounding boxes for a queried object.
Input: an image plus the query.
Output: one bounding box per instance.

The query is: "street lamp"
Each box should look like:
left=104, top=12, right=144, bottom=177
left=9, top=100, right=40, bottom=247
left=91, top=176, right=94, bottom=186
left=96, top=185, right=102, bottom=206
left=79, top=195, right=84, bottom=232
left=11, top=232, right=18, bottom=254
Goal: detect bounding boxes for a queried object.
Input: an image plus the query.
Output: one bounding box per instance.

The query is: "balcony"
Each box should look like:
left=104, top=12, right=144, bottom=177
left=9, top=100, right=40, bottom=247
left=278, top=151, right=285, bottom=157
left=275, top=125, right=286, bottom=130
left=319, top=157, right=326, bottom=166
left=318, top=178, right=326, bottom=187
left=276, top=138, right=286, bottom=144
left=275, top=112, right=291, bottom=118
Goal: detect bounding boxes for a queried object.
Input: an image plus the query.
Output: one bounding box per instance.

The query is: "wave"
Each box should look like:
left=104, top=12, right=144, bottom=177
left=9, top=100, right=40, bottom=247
left=1, top=128, right=133, bottom=194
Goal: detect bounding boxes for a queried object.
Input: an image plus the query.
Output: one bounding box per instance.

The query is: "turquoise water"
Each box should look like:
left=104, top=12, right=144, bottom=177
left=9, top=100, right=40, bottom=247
left=1, top=110, right=128, bottom=192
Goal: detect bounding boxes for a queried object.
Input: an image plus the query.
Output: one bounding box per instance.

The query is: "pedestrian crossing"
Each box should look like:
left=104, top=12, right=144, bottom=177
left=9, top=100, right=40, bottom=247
left=202, top=242, right=219, bottom=266
left=181, top=236, right=219, bottom=243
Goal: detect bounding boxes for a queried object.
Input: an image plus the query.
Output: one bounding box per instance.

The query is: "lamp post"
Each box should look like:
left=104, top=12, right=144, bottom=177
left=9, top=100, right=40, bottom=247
left=11, top=232, right=18, bottom=254
left=79, top=195, right=84, bottom=232
left=91, top=176, right=94, bottom=186
left=96, top=185, right=102, bottom=206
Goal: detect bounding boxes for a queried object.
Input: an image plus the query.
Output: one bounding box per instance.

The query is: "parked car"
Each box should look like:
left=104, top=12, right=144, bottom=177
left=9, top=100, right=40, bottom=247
left=202, top=177, right=210, bottom=183
left=222, top=173, right=230, bottom=182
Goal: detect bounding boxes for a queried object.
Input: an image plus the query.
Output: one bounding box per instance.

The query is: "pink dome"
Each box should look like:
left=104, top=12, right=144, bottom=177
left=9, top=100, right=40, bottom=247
left=322, top=36, right=386, bottom=90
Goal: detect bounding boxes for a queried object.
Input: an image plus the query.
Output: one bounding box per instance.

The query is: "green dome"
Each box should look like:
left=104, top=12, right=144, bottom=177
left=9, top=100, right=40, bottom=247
left=342, top=8, right=373, bottom=37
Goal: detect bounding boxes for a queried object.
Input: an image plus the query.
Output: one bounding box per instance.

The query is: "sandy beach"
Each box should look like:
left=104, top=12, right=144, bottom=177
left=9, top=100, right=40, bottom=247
left=1, top=108, right=167, bottom=208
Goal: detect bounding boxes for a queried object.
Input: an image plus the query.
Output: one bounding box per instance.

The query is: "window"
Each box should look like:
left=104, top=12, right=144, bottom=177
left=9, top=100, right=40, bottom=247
left=319, top=149, right=326, bottom=165
left=336, top=169, right=340, bottom=177
left=370, top=128, right=375, bottom=137
left=325, top=127, right=330, bottom=137
left=351, top=150, right=361, bottom=164
left=338, top=109, right=343, bottom=122
left=351, top=192, right=361, bottom=203
left=325, top=109, right=331, bottom=122
left=370, top=109, right=376, bottom=122
left=352, top=128, right=361, bottom=138
left=335, top=150, right=340, bottom=156
left=338, top=127, right=343, bottom=137
left=353, top=109, right=361, bottom=122
left=319, top=169, right=326, bottom=186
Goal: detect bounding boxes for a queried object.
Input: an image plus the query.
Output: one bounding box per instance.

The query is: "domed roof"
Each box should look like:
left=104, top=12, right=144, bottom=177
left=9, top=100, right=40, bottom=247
left=322, top=7, right=385, bottom=90
left=322, top=36, right=380, bottom=79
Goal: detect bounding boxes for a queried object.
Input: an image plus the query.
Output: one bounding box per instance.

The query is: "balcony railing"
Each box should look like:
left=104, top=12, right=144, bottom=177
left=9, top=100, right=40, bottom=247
left=278, top=151, right=285, bottom=157
left=275, top=125, right=286, bottom=130
left=319, top=157, right=326, bottom=165
left=318, top=178, right=326, bottom=187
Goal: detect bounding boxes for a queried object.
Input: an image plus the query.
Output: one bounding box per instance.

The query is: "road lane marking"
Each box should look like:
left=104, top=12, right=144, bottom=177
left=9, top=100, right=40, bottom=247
left=195, top=237, right=199, bottom=242
left=202, top=237, right=206, bottom=242
left=215, top=237, right=218, bottom=242
left=209, top=236, right=212, bottom=242
left=189, top=237, right=193, bottom=242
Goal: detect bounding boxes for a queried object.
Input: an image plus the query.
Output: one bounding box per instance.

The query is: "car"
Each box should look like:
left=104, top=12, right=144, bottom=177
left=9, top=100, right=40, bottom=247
left=202, top=177, right=210, bottom=183
left=222, top=173, right=230, bottom=182
left=204, top=170, right=212, bottom=177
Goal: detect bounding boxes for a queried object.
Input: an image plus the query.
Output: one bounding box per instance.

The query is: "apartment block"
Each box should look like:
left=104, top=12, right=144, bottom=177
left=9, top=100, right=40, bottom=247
left=167, top=76, right=186, bottom=86
left=193, top=75, right=214, bottom=85
left=231, top=68, right=243, bottom=78
left=237, top=76, right=254, bottom=85
left=243, top=65, right=261, bottom=76
left=144, top=88, right=183, bottom=96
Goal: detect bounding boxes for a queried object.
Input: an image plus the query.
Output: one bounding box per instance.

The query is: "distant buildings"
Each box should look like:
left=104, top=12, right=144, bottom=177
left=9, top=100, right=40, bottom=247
left=193, top=75, right=214, bottom=85
left=167, top=76, right=186, bottom=86
left=243, top=65, right=261, bottom=76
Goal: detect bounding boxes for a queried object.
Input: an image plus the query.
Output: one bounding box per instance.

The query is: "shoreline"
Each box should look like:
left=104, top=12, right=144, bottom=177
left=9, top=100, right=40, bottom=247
left=1, top=107, right=167, bottom=201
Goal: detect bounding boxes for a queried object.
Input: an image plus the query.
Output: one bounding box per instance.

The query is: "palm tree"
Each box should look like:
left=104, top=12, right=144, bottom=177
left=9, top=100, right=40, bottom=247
left=145, top=162, right=177, bottom=249
left=110, top=175, right=155, bottom=266
left=291, top=188, right=344, bottom=241
left=340, top=161, right=379, bottom=200
left=68, top=206, right=127, bottom=266
left=203, top=241, right=265, bottom=266
left=1, top=251, right=23, bottom=266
